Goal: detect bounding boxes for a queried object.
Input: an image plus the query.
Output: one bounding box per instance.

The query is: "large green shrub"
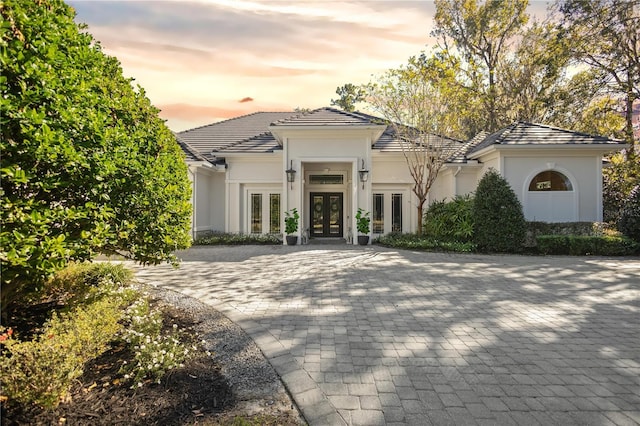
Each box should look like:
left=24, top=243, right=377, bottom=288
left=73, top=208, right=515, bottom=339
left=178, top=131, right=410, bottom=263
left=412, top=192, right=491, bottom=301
left=472, top=169, right=526, bottom=252
left=618, top=185, right=640, bottom=242
left=423, top=195, right=474, bottom=242
left=1, top=0, right=192, bottom=309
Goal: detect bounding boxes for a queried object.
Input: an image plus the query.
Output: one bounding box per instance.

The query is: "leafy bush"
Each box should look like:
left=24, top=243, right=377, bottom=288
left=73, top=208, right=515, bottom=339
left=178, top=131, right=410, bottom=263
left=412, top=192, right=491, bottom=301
left=536, top=235, right=640, bottom=256
left=194, top=232, right=281, bottom=245
left=603, top=152, right=640, bottom=223
left=423, top=195, right=474, bottom=243
left=0, top=297, right=124, bottom=408
left=284, top=209, right=299, bottom=235
left=376, top=233, right=477, bottom=252
left=1, top=0, right=192, bottom=310
left=472, top=169, right=526, bottom=253
left=356, top=208, right=371, bottom=234
left=618, top=185, right=640, bottom=242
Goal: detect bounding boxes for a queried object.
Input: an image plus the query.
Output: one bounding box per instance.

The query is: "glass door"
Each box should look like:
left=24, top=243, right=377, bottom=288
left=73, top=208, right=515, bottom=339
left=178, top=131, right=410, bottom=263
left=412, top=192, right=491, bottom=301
left=310, top=193, right=343, bottom=237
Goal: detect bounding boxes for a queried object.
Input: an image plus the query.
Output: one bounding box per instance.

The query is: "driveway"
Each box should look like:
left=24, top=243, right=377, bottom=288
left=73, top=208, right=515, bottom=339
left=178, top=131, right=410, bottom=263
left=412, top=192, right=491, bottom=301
left=132, top=245, right=640, bottom=426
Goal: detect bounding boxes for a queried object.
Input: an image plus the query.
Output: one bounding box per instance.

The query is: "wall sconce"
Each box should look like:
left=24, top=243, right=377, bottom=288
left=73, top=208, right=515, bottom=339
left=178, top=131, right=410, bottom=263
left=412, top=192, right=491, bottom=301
left=285, top=160, right=296, bottom=190
left=358, top=159, right=369, bottom=189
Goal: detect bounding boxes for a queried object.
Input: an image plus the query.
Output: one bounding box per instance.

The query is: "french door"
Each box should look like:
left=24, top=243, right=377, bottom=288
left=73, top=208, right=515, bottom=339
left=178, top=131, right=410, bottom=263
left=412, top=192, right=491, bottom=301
left=310, top=193, right=343, bottom=238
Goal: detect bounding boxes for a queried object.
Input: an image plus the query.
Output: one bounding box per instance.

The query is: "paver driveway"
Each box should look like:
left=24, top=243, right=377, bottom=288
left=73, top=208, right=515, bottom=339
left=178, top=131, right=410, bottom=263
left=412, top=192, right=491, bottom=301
left=133, top=245, right=640, bottom=426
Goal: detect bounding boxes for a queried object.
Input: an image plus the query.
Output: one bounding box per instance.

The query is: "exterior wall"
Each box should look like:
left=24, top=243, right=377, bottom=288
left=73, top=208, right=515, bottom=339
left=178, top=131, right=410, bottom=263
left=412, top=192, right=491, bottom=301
left=503, top=153, right=601, bottom=222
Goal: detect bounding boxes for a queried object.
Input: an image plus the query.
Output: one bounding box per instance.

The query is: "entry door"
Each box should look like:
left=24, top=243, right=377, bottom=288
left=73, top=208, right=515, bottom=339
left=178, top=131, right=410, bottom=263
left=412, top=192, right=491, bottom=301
left=310, top=193, right=343, bottom=237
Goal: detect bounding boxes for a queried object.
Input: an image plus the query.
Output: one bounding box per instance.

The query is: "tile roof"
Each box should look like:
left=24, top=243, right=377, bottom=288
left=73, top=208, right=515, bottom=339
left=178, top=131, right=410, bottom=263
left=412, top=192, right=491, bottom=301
left=176, top=111, right=296, bottom=156
left=271, top=107, right=380, bottom=126
left=468, top=121, right=623, bottom=155
left=447, top=131, right=490, bottom=163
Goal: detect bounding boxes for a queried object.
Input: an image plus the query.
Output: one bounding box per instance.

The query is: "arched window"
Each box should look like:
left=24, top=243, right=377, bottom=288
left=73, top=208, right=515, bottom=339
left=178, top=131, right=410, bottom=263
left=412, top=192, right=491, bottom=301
left=528, top=170, right=573, bottom=191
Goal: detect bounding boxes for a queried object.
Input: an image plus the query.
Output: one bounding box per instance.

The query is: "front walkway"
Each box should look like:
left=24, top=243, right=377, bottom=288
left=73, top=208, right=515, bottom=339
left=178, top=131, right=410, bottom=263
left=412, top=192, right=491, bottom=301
left=132, top=245, right=640, bottom=426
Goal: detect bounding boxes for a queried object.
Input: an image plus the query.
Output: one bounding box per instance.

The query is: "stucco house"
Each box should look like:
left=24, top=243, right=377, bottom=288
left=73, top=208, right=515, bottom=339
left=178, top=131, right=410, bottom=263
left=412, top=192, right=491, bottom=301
left=177, top=107, right=625, bottom=244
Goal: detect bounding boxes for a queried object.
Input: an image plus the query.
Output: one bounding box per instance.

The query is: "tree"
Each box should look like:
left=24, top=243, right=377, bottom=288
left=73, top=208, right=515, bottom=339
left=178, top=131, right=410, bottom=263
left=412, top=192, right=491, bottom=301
left=472, top=169, right=526, bottom=252
left=1, top=0, right=192, bottom=308
left=433, top=0, right=530, bottom=132
left=330, top=83, right=366, bottom=112
left=364, top=54, right=461, bottom=235
left=556, top=0, right=640, bottom=158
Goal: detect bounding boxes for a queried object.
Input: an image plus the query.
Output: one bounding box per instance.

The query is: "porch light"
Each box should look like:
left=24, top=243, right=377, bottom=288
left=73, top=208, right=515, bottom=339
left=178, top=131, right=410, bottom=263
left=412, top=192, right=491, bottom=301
left=285, top=160, right=296, bottom=189
left=358, top=159, right=369, bottom=189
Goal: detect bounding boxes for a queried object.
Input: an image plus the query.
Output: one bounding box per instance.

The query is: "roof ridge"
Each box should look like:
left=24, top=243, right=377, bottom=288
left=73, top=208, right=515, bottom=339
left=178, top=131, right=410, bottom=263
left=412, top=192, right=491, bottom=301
left=517, top=121, right=617, bottom=141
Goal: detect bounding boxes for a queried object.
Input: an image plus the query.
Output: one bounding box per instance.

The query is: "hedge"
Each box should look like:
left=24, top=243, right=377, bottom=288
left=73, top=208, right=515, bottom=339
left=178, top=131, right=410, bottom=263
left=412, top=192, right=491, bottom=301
left=536, top=235, right=640, bottom=256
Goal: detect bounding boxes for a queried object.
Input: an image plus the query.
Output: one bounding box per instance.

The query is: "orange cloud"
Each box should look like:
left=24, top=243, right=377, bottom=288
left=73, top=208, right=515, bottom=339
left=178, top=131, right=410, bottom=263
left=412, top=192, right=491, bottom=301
left=238, top=97, right=254, bottom=103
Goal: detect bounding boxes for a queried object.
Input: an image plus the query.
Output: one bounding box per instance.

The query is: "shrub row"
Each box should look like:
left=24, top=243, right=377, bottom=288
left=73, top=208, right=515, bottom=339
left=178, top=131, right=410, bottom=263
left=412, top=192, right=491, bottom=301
left=536, top=235, right=640, bottom=256
left=376, top=233, right=477, bottom=252
left=525, top=221, right=617, bottom=247
left=194, top=232, right=281, bottom=245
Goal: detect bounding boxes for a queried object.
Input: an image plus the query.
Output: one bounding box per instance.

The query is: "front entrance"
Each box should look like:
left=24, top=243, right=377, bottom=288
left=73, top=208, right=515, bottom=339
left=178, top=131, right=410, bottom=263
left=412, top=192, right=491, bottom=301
left=310, top=193, right=343, bottom=238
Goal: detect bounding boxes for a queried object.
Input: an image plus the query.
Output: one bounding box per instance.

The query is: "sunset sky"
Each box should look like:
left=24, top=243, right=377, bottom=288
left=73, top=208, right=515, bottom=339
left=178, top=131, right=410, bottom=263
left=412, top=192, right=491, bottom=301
left=69, top=1, right=549, bottom=132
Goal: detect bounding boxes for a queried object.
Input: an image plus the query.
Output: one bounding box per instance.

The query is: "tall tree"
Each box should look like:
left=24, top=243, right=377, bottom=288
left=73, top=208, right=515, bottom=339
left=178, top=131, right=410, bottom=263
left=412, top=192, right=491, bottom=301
left=556, top=0, right=640, bottom=157
left=1, top=0, right=192, bottom=308
left=331, top=83, right=366, bottom=112
left=365, top=55, right=461, bottom=234
left=433, top=0, right=530, bottom=132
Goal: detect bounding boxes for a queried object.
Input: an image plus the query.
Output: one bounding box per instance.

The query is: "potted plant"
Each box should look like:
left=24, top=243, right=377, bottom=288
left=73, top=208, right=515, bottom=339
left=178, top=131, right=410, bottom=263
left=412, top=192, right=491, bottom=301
left=356, top=208, right=370, bottom=245
left=284, top=208, right=299, bottom=245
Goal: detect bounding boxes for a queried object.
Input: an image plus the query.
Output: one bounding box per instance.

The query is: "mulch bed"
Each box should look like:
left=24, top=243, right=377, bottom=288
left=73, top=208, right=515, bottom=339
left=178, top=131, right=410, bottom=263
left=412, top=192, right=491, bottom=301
left=2, top=302, right=236, bottom=426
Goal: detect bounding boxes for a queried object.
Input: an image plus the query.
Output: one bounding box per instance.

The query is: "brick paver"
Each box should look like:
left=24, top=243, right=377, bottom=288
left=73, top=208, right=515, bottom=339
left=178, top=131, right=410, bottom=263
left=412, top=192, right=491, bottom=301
left=133, top=245, right=640, bottom=425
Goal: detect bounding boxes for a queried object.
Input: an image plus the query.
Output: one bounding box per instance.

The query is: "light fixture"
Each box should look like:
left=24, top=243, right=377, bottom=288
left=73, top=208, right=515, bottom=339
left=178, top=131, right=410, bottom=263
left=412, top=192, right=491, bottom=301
left=358, top=159, right=369, bottom=189
left=285, top=160, right=296, bottom=189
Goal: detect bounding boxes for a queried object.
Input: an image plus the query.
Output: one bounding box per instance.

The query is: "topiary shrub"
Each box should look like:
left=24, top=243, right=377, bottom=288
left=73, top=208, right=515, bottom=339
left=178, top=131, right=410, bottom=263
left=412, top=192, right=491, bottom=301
left=618, top=185, right=640, bottom=242
left=423, top=195, right=475, bottom=243
left=472, top=169, right=526, bottom=253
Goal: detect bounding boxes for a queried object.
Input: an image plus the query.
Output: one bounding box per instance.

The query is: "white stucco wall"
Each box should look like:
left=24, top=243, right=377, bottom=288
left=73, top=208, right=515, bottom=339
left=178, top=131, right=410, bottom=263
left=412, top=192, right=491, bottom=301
left=504, top=154, right=601, bottom=222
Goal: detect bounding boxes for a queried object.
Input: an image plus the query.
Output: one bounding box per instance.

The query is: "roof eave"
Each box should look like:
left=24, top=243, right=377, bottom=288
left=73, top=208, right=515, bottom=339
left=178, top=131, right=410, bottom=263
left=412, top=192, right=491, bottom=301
left=468, top=143, right=628, bottom=160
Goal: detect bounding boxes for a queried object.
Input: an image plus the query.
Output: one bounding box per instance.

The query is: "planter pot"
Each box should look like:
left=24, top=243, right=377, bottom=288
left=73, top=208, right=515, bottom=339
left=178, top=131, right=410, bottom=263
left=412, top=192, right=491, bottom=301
left=286, top=235, right=298, bottom=246
left=357, top=235, right=370, bottom=246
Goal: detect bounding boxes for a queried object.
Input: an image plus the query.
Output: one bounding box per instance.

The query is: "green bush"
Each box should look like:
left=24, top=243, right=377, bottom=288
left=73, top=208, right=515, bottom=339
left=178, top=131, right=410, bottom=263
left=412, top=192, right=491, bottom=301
left=536, top=235, right=640, bottom=256
left=376, top=233, right=477, bottom=252
left=618, top=185, right=640, bottom=242
left=194, top=232, right=281, bottom=245
left=423, top=195, right=474, bottom=243
left=0, top=297, right=123, bottom=408
left=472, top=169, right=526, bottom=253
left=525, top=221, right=617, bottom=247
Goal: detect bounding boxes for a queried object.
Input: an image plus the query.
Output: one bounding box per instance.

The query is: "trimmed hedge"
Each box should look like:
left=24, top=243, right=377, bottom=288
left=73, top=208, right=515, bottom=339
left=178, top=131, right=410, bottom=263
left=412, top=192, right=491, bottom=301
left=194, top=232, right=281, bottom=245
left=376, top=233, right=477, bottom=252
left=536, top=235, right=640, bottom=256
left=525, top=221, right=616, bottom=247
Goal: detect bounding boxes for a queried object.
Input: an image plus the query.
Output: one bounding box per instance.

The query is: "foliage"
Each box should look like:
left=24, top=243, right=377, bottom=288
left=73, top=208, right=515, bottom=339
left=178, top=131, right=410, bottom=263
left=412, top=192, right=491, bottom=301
left=119, top=298, right=195, bottom=388
left=376, top=233, right=477, bottom=253
left=555, top=0, right=640, bottom=156
left=472, top=169, right=526, bottom=252
left=364, top=53, right=462, bottom=234
left=0, top=0, right=192, bottom=308
left=536, top=235, right=640, bottom=256
left=433, top=0, right=529, bottom=132
left=525, top=221, right=617, bottom=247
left=284, top=208, right=299, bottom=235
left=330, top=83, right=366, bottom=112
left=0, top=263, right=196, bottom=408
left=618, top=185, right=640, bottom=242
left=0, top=297, right=124, bottom=408
left=603, top=152, right=640, bottom=223
left=423, top=195, right=475, bottom=243
left=194, top=232, right=281, bottom=245
left=355, top=208, right=371, bottom=234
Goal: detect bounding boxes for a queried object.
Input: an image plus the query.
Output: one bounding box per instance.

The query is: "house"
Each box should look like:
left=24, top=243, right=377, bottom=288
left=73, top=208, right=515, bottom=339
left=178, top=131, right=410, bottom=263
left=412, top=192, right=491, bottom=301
left=177, top=107, right=625, bottom=243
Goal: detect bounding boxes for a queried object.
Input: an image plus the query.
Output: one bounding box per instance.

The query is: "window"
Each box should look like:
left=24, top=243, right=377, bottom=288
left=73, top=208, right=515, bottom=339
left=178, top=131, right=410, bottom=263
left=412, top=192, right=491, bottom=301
left=251, top=194, right=262, bottom=234
left=309, top=174, right=344, bottom=184
left=269, top=194, right=280, bottom=234
left=392, top=193, right=402, bottom=232
left=528, top=170, right=573, bottom=191
left=249, top=191, right=281, bottom=234
left=373, top=194, right=384, bottom=233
